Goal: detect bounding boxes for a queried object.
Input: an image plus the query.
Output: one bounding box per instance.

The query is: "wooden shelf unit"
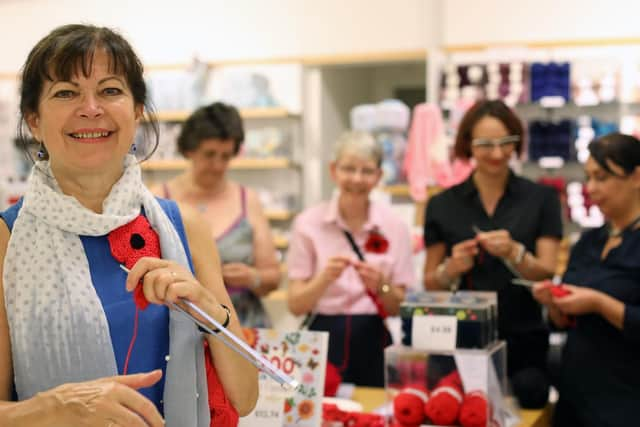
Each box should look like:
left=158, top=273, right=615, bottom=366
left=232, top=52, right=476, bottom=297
left=273, top=235, right=289, bottom=249
left=148, top=107, right=297, bottom=123
left=264, top=210, right=295, bottom=221
left=443, top=37, right=640, bottom=53
left=142, top=157, right=293, bottom=171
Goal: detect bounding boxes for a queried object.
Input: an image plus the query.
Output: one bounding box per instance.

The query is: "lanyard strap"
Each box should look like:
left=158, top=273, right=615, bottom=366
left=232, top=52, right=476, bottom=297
left=342, top=230, right=388, bottom=319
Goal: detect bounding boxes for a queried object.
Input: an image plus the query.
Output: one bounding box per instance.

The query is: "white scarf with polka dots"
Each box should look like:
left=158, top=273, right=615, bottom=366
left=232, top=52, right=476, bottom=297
left=3, top=155, right=209, bottom=427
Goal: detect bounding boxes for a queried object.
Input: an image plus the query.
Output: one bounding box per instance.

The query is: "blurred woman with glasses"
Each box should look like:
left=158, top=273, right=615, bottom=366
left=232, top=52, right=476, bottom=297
left=287, top=131, right=415, bottom=387
left=423, top=100, right=563, bottom=408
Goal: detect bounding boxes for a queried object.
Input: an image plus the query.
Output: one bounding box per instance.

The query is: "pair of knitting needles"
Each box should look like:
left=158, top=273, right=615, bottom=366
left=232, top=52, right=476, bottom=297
left=119, top=264, right=300, bottom=392
left=511, top=276, right=563, bottom=288
left=471, top=225, right=523, bottom=279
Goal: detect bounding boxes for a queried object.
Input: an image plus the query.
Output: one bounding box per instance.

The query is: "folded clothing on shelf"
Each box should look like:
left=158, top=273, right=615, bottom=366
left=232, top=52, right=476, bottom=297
left=528, top=119, right=574, bottom=160
left=530, top=62, right=571, bottom=102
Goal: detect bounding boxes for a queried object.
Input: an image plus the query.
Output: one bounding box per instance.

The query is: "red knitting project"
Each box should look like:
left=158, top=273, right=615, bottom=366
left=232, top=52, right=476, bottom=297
left=107, top=215, right=237, bottom=427
left=322, top=403, right=385, bottom=427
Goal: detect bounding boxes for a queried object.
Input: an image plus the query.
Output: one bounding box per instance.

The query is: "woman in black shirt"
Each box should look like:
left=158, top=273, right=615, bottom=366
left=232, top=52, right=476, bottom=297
left=533, top=133, right=640, bottom=427
left=423, top=100, right=562, bottom=408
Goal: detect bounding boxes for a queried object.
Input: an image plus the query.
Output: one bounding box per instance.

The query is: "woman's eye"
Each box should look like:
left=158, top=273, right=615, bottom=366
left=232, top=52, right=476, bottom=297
left=53, top=90, right=75, bottom=99
left=102, top=87, right=123, bottom=96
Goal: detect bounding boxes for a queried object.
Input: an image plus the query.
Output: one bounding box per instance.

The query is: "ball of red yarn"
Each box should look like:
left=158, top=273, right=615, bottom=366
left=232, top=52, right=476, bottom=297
left=459, top=390, right=490, bottom=427
left=424, top=370, right=464, bottom=426
left=393, top=385, right=429, bottom=427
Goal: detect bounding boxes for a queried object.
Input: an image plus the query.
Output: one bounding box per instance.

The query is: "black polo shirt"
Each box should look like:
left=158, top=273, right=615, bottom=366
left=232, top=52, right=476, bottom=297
left=424, top=171, right=563, bottom=336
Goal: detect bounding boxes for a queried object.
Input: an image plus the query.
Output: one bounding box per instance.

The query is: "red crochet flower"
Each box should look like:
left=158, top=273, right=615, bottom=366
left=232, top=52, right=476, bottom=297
left=364, top=229, right=389, bottom=254
left=108, top=215, right=161, bottom=310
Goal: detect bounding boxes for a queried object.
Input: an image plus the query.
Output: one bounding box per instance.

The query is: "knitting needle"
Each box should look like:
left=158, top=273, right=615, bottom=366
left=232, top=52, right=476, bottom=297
left=119, top=264, right=300, bottom=392
left=511, top=278, right=535, bottom=288
left=472, top=225, right=523, bottom=279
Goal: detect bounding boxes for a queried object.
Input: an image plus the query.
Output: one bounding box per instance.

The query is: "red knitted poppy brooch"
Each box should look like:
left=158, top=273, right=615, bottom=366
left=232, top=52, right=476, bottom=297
left=108, top=215, right=161, bottom=310
left=364, top=228, right=389, bottom=254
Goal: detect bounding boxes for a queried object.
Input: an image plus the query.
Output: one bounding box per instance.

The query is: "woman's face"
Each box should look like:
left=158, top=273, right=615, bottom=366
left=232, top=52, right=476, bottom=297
left=330, top=151, right=382, bottom=198
left=469, top=116, right=516, bottom=176
left=186, top=138, right=236, bottom=187
left=27, top=50, right=142, bottom=174
left=585, top=156, right=640, bottom=219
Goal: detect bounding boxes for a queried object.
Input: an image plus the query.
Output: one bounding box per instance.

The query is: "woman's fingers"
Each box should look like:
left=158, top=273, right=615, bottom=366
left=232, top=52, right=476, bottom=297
left=50, top=373, right=165, bottom=427
left=105, top=370, right=163, bottom=389
left=97, top=382, right=164, bottom=427
left=125, top=257, right=171, bottom=292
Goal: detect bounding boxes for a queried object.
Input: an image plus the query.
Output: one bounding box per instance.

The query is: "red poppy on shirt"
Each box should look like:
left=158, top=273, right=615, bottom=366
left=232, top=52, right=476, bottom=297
left=365, top=229, right=389, bottom=254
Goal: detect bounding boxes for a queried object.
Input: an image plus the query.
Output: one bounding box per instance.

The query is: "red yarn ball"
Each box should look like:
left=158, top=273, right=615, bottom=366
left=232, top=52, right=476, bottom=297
left=393, top=386, right=429, bottom=427
left=459, top=391, right=489, bottom=427
left=424, top=371, right=464, bottom=426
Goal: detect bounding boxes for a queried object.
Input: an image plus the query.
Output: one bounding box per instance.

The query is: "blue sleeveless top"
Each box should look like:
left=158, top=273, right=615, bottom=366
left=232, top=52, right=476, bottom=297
left=0, top=198, right=194, bottom=413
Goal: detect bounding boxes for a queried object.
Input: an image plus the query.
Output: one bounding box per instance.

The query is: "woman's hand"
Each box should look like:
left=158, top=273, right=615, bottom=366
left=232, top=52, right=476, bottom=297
left=475, top=229, right=515, bottom=259
left=38, top=370, right=164, bottom=427
left=221, top=263, right=257, bottom=288
left=126, top=257, right=226, bottom=328
left=551, top=284, right=604, bottom=316
left=352, top=261, right=385, bottom=294
left=319, top=256, right=351, bottom=284
left=447, top=239, right=478, bottom=276
left=531, top=280, right=555, bottom=306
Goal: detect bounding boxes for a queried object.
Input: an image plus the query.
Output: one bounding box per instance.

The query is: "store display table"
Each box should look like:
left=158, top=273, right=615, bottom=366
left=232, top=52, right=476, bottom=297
left=351, top=387, right=551, bottom=427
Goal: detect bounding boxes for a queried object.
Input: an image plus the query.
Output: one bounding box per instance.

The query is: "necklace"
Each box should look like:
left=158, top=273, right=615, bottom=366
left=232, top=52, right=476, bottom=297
left=608, top=213, right=640, bottom=238
left=187, top=180, right=227, bottom=214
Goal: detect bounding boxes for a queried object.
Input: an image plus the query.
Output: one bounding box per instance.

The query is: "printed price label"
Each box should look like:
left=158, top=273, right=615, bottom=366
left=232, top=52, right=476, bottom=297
left=412, top=315, right=458, bottom=351
left=539, top=96, right=566, bottom=108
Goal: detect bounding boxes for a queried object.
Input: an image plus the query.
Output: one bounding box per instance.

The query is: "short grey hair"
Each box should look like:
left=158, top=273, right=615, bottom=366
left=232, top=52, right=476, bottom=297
left=333, top=131, right=383, bottom=167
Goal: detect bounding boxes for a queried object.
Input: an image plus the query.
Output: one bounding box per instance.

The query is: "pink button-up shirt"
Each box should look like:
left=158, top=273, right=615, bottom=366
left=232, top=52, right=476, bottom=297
left=287, top=197, right=415, bottom=315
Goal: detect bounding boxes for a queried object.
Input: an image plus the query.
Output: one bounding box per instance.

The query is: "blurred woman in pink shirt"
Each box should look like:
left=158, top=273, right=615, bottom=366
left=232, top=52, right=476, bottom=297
left=287, top=131, right=415, bottom=387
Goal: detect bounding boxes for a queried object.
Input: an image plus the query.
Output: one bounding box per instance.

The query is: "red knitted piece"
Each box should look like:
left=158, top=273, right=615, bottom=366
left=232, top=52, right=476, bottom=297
left=204, top=341, right=239, bottom=426
left=324, top=361, right=342, bottom=397
left=107, top=215, right=162, bottom=310
left=322, top=403, right=386, bottom=427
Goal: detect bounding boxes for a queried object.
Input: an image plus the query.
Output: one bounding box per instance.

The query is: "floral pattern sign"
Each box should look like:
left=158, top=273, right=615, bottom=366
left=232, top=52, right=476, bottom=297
left=239, top=328, right=329, bottom=427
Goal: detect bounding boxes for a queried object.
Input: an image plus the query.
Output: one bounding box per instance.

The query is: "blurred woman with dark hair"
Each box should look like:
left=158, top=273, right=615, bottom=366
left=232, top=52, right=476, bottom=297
left=423, top=100, right=563, bottom=408
left=533, top=132, right=640, bottom=427
left=153, top=102, right=280, bottom=328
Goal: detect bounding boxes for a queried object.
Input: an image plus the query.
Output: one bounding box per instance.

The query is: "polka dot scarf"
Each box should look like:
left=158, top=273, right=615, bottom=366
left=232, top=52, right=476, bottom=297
left=3, top=155, right=210, bottom=427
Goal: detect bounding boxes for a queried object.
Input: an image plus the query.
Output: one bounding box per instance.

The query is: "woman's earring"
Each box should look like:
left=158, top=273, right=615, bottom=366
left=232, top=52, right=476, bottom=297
left=36, top=142, right=45, bottom=159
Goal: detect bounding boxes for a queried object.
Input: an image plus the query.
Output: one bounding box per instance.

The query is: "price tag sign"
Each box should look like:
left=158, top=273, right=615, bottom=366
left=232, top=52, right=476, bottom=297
left=237, top=328, right=329, bottom=427
left=239, top=374, right=291, bottom=427
left=538, top=156, right=564, bottom=169
left=539, top=96, right=566, bottom=108
left=411, top=315, right=458, bottom=351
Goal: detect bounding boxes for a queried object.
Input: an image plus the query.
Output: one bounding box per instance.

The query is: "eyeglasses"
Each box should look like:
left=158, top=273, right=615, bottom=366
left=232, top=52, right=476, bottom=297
left=337, top=164, right=379, bottom=178
left=471, top=135, right=520, bottom=152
